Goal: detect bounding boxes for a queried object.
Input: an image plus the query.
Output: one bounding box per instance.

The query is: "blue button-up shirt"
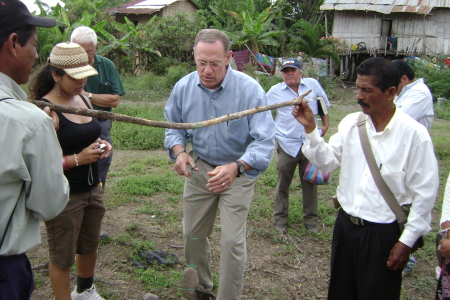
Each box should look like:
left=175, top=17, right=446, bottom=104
left=267, top=78, right=330, bottom=157
left=164, top=67, right=275, bottom=178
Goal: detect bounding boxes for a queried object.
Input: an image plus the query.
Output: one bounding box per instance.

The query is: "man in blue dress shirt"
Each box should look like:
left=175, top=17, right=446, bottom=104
left=267, top=58, right=330, bottom=234
left=164, top=29, right=275, bottom=299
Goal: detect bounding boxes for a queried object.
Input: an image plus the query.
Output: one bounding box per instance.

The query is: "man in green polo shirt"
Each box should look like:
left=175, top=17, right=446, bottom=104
left=71, top=26, right=125, bottom=187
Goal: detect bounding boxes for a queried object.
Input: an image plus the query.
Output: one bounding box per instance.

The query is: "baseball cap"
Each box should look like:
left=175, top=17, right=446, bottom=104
left=281, top=58, right=302, bottom=71
left=49, top=42, right=98, bottom=80
left=0, top=0, right=56, bottom=37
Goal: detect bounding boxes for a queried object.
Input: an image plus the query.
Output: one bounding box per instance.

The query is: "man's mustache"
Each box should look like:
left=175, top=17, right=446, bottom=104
left=358, top=100, right=370, bottom=107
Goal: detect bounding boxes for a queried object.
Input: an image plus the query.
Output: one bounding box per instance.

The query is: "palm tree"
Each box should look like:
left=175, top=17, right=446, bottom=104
left=223, top=0, right=284, bottom=53
left=290, top=19, right=340, bottom=63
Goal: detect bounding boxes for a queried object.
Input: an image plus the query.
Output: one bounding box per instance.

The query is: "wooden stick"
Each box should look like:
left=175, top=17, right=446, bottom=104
left=30, top=90, right=311, bottom=130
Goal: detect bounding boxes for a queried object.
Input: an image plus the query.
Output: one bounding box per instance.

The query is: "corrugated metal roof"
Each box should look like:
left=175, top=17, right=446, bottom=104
left=131, top=0, right=177, bottom=7
left=320, top=0, right=450, bottom=13
left=108, top=0, right=196, bottom=14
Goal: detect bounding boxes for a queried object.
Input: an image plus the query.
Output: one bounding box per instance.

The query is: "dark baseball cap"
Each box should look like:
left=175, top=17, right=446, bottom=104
left=281, top=58, right=302, bottom=71
left=0, top=0, right=56, bottom=37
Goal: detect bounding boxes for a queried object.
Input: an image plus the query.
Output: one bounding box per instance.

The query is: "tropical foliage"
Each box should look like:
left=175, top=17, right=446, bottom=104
left=288, top=19, right=341, bottom=64
left=32, top=0, right=338, bottom=75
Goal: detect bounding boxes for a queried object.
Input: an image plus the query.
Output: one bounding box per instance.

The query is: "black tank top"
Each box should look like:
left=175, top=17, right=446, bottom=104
left=41, top=96, right=101, bottom=193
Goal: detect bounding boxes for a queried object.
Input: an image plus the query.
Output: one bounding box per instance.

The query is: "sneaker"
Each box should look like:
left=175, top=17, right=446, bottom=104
left=71, top=284, right=105, bottom=300
left=306, top=223, right=318, bottom=234
left=275, top=224, right=287, bottom=234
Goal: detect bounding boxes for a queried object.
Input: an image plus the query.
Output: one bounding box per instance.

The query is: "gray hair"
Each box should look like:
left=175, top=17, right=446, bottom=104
left=194, top=29, right=230, bottom=54
left=70, top=26, right=97, bottom=47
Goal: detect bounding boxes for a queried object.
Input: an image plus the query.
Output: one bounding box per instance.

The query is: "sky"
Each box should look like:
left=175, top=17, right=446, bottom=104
left=21, top=0, right=63, bottom=13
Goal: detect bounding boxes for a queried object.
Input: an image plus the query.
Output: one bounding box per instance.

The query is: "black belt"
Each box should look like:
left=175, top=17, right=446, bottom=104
left=340, top=209, right=377, bottom=226
left=97, top=118, right=108, bottom=122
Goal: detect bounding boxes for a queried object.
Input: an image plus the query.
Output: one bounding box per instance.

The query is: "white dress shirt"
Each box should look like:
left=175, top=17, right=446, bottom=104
left=394, top=78, right=434, bottom=130
left=302, top=109, right=439, bottom=248
left=440, top=174, right=450, bottom=227
left=266, top=78, right=330, bottom=157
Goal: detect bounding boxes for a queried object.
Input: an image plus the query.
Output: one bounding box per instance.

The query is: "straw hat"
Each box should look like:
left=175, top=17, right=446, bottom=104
left=49, top=42, right=98, bottom=80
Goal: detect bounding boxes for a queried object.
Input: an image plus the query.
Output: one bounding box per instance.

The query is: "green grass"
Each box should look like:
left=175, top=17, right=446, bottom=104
left=120, top=71, right=171, bottom=103
left=111, top=104, right=166, bottom=150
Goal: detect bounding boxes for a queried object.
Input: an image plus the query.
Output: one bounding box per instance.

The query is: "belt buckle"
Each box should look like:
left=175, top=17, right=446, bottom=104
left=350, top=216, right=363, bottom=226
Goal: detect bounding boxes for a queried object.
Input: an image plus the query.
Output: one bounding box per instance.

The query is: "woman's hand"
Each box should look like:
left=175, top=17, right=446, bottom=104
left=77, top=142, right=104, bottom=165
left=96, top=139, right=112, bottom=159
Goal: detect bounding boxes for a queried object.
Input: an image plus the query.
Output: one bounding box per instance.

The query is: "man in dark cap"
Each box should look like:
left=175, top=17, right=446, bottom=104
left=0, top=1, right=69, bottom=299
left=267, top=58, right=330, bottom=234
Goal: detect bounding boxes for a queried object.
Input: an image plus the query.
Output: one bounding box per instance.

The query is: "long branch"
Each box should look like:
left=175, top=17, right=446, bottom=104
left=30, top=90, right=311, bottom=130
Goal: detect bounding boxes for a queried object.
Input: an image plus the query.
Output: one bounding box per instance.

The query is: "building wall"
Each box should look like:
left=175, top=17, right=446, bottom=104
left=116, top=14, right=153, bottom=24
left=115, top=0, right=197, bottom=25
left=332, top=11, right=382, bottom=50
left=332, top=8, right=450, bottom=55
left=160, top=1, right=197, bottom=21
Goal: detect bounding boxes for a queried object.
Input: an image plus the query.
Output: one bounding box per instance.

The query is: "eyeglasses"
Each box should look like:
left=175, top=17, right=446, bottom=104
left=196, top=60, right=224, bottom=68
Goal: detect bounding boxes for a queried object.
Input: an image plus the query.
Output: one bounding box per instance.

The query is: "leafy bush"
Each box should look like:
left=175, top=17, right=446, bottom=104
left=137, top=12, right=207, bottom=72
left=412, top=58, right=450, bottom=100
left=165, top=65, right=191, bottom=88
left=149, top=57, right=185, bottom=76
left=435, top=101, right=450, bottom=121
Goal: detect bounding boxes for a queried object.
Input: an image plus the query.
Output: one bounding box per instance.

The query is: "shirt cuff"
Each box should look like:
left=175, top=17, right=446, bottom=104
left=399, top=229, right=420, bottom=249
left=305, top=127, right=321, bottom=141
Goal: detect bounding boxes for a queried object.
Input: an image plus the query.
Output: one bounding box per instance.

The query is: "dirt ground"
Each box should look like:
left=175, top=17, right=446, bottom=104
left=27, top=86, right=440, bottom=299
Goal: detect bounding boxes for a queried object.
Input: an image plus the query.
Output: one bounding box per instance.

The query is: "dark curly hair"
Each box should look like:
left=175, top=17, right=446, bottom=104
left=29, top=64, right=64, bottom=100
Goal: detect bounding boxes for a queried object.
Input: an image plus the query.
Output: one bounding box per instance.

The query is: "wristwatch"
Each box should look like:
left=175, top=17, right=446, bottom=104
left=235, top=161, right=245, bottom=177
left=88, top=93, right=93, bottom=101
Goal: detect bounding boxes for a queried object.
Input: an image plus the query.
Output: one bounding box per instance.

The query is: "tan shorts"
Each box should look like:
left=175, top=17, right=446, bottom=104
left=45, top=184, right=105, bottom=269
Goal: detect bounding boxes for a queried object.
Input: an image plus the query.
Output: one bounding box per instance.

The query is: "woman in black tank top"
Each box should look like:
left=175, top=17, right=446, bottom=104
left=29, top=42, right=110, bottom=299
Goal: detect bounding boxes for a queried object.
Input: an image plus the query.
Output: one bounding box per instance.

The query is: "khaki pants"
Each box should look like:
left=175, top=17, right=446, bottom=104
left=273, top=145, right=318, bottom=226
left=183, top=157, right=257, bottom=300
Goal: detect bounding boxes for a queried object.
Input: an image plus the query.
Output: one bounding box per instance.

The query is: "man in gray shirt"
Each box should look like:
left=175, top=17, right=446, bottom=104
left=0, top=1, right=69, bottom=298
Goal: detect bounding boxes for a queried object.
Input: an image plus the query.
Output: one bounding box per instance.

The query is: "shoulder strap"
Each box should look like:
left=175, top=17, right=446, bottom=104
left=79, top=94, right=93, bottom=110
left=357, top=112, right=407, bottom=223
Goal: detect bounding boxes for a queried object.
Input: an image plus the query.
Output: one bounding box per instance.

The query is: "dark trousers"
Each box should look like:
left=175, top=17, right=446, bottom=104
left=328, top=209, right=402, bottom=300
left=0, top=253, right=34, bottom=300
left=273, top=145, right=318, bottom=226
left=97, top=119, right=113, bottom=187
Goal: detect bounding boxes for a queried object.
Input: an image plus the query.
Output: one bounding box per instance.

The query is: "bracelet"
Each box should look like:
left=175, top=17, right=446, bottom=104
left=62, top=156, right=70, bottom=171
left=175, top=150, right=186, bottom=159
left=74, top=153, right=79, bottom=167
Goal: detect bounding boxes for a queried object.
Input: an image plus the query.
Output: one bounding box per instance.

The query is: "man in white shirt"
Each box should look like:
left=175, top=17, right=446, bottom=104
left=393, top=59, right=434, bottom=277
left=393, top=59, right=434, bottom=130
left=292, top=57, right=438, bottom=299
left=267, top=58, right=330, bottom=234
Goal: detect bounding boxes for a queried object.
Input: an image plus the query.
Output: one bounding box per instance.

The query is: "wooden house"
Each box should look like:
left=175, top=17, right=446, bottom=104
left=108, top=0, right=199, bottom=25
left=320, top=0, right=450, bottom=80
